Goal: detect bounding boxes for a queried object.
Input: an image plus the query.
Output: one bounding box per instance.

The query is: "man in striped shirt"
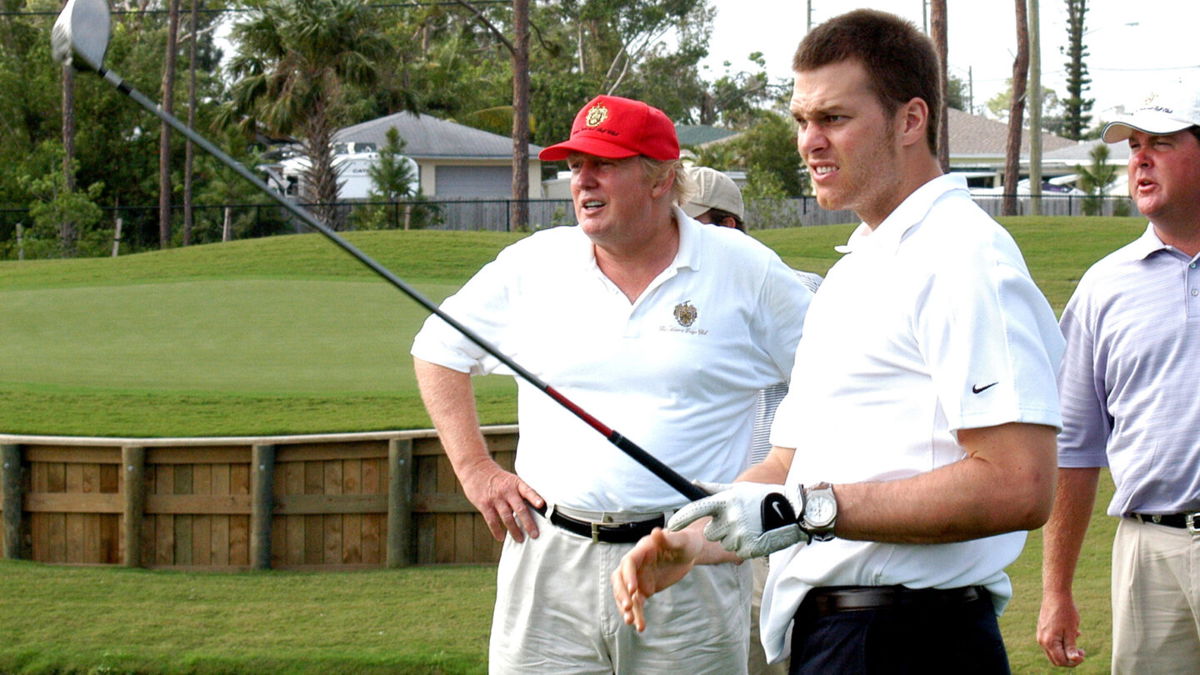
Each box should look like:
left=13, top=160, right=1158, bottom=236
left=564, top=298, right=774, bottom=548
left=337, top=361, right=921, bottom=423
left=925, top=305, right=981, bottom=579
left=1038, top=79, right=1200, bottom=672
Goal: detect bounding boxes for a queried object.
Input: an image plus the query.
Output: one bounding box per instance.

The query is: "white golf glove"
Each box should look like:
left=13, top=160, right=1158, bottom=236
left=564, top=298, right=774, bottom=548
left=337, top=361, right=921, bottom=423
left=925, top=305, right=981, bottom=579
left=667, top=481, right=808, bottom=559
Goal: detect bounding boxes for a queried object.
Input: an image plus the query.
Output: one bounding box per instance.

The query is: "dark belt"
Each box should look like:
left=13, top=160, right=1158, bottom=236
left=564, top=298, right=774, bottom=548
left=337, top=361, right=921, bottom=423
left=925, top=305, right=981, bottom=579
left=1131, top=512, right=1200, bottom=532
left=547, top=508, right=664, bottom=544
left=799, top=585, right=986, bottom=619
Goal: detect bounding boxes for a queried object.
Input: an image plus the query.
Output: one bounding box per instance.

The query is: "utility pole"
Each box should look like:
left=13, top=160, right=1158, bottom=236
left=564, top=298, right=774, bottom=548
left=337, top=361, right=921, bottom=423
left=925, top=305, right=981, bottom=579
left=1029, top=0, right=1042, bottom=216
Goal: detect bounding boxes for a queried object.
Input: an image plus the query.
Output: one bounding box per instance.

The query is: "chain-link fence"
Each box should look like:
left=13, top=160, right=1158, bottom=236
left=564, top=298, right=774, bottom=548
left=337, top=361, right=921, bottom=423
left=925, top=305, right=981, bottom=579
left=0, top=194, right=1138, bottom=260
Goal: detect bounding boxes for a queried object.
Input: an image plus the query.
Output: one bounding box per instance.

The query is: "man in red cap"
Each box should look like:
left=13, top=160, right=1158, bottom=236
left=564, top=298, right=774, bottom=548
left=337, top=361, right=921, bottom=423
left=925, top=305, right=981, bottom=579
left=411, top=94, right=813, bottom=672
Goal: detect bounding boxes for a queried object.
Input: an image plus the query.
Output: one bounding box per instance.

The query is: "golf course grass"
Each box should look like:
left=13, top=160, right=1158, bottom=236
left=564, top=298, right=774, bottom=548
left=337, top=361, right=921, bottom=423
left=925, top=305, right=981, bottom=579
left=1, top=218, right=1142, bottom=673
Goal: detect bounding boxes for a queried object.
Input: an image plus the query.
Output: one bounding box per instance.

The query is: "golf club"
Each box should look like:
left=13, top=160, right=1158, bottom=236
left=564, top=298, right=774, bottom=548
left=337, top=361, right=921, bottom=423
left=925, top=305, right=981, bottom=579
left=51, top=0, right=707, bottom=503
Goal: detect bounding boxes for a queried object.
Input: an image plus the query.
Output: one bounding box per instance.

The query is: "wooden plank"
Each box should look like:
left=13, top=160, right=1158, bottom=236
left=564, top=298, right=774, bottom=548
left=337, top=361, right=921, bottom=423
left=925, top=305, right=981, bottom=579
left=304, top=461, right=323, bottom=496
left=192, top=464, right=212, bottom=566
left=228, top=515, right=249, bottom=566
left=412, top=493, right=475, bottom=513
left=362, top=457, right=380, bottom=494
left=250, top=444, right=275, bottom=570
left=156, top=513, right=174, bottom=566
left=273, top=494, right=386, bottom=515
left=342, top=459, right=361, bottom=495
left=81, top=463, right=99, bottom=494
left=121, top=446, right=145, bottom=568
left=65, top=513, right=84, bottom=563
left=48, top=513, right=69, bottom=562
left=155, top=461, right=173, bottom=566
left=434, top=514, right=454, bottom=564
left=100, top=464, right=119, bottom=494
left=361, top=513, right=382, bottom=564
left=82, top=513, right=101, bottom=563
left=140, top=509, right=155, bottom=568
left=146, top=447, right=249, bottom=465
left=230, top=464, right=250, bottom=496
left=145, top=494, right=252, bottom=514
left=25, top=492, right=123, bottom=513
left=304, top=514, right=322, bottom=565
left=193, top=514, right=211, bottom=566
left=212, top=515, right=229, bottom=567
left=46, top=462, right=65, bottom=493
left=270, top=514, right=286, bottom=568
left=65, top=463, right=83, bottom=495
left=415, top=513, right=434, bottom=565
left=212, top=464, right=230, bottom=497
left=174, top=465, right=193, bottom=497
left=25, top=447, right=121, bottom=464
left=286, top=515, right=304, bottom=565
left=342, top=513, right=362, bottom=564
left=275, top=443, right=388, bottom=463
left=324, top=514, right=342, bottom=565
left=454, top=513, right=474, bottom=563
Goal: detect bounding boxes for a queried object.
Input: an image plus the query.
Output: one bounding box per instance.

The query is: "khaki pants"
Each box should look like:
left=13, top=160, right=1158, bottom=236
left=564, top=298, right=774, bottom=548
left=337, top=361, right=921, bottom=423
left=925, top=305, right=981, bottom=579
left=489, top=506, right=751, bottom=674
left=1112, top=517, right=1200, bottom=674
left=749, top=557, right=788, bottom=674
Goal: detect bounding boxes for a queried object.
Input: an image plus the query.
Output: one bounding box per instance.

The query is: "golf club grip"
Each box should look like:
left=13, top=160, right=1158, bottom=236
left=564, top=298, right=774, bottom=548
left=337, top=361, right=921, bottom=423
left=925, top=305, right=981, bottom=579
left=93, top=66, right=707, bottom=504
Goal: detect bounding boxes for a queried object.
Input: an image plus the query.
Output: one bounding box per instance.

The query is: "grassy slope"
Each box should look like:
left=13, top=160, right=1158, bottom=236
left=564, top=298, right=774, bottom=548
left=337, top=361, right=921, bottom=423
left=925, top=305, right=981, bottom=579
left=1, top=218, right=1143, bottom=672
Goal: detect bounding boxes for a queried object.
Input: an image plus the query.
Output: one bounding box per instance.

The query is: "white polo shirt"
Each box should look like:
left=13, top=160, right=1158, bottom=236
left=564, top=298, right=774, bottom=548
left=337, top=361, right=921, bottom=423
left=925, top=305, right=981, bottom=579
left=761, top=175, right=1064, bottom=662
left=412, top=208, right=812, bottom=512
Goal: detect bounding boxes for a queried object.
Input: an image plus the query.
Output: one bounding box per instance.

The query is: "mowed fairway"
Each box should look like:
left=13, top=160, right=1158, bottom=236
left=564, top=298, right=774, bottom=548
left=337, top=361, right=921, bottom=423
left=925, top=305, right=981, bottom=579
left=1, top=218, right=1145, bottom=672
left=0, top=230, right=525, bottom=436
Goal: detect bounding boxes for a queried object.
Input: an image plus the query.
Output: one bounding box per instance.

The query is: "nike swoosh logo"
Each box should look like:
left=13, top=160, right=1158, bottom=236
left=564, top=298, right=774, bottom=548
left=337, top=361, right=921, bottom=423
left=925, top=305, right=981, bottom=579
left=972, top=382, right=999, bottom=394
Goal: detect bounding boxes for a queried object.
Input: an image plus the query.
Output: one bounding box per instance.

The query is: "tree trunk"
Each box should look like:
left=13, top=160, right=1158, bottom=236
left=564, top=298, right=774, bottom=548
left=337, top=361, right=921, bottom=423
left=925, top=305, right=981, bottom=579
left=303, top=99, right=342, bottom=230
left=182, top=0, right=199, bottom=246
left=1028, top=0, right=1043, bottom=216
left=61, top=63, right=78, bottom=257
left=510, top=0, right=530, bottom=232
left=158, top=0, right=181, bottom=248
left=1003, top=0, right=1029, bottom=217
left=930, top=0, right=950, bottom=172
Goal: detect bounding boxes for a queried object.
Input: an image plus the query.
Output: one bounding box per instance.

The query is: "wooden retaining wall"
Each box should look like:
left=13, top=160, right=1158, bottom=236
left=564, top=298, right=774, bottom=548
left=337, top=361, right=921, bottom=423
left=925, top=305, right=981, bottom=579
left=0, top=427, right=516, bottom=570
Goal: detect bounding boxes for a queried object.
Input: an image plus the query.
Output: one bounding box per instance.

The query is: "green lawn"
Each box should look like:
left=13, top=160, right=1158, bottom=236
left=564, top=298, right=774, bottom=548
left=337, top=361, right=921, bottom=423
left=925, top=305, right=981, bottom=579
left=0, top=218, right=1146, bottom=672
left=1, top=218, right=1144, bottom=437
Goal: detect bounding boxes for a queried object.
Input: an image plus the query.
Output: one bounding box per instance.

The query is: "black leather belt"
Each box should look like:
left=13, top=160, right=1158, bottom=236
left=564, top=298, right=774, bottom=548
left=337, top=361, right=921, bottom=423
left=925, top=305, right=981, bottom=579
left=799, top=585, right=986, bottom=619
left=1131, top=512, right=1200, bottom=532
left=548, top=508, right=664, bottom=544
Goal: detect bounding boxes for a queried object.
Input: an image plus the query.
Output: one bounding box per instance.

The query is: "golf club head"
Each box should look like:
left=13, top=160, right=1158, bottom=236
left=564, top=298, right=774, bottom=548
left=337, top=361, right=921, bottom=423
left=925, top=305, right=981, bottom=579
left=51, top=0, right=112, bottom=72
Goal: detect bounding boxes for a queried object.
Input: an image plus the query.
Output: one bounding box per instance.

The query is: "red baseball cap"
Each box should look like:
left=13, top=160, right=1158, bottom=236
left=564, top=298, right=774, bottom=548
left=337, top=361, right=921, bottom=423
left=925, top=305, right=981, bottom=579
left=538, top=95, right=679, bottom=162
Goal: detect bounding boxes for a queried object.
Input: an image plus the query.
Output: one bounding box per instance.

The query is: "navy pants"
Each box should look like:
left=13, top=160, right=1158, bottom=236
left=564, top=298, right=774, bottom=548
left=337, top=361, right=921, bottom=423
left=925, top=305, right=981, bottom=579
left=788, top=589, right=1009, bottom=674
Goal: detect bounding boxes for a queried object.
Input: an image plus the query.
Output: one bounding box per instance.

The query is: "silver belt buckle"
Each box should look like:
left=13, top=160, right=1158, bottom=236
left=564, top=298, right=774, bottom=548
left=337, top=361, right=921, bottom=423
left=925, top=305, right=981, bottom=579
left=1187, top=513, right=1200, bottom=534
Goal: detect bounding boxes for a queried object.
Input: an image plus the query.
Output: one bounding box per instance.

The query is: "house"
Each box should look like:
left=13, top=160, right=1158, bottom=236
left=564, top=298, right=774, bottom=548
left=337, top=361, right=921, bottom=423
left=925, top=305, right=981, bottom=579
left=285, top=110, right=549, bottom=198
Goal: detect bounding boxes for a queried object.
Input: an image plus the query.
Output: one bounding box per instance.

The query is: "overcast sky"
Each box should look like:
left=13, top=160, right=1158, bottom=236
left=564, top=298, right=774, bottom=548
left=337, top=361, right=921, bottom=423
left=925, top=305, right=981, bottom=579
left=702, top=0, right=1200, bottom=124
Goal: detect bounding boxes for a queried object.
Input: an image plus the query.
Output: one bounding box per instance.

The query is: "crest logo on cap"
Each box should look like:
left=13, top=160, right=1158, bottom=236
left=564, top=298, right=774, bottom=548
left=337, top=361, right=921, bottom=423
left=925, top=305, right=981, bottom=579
left=586, top=104, right=609, bottom=127
left=673, top=301, right=698, bottom=327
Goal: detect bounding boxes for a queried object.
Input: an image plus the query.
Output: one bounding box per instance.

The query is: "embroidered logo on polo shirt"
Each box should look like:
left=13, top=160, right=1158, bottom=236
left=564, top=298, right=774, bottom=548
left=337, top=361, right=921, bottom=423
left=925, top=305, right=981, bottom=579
left=586, top=104, right=609, bottom=127
left=972, top=382, right=999, bottom=394
left=673, top=301, right=698, bottom=327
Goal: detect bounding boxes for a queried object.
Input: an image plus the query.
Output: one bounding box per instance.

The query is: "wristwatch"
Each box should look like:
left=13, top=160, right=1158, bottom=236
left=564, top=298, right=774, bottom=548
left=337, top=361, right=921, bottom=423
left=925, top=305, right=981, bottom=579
left=800, top=482, right=838, bottom=542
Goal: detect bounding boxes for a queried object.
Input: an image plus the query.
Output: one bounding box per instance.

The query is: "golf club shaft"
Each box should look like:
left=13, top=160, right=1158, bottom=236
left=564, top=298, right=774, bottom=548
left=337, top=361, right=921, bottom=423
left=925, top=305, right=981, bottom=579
left=96, top=66, right=706, bottom=503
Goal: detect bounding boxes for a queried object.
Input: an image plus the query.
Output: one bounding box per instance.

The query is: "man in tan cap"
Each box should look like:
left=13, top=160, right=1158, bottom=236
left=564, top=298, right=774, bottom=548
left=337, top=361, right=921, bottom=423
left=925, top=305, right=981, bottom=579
left=683, top=166, right=747, bottom=231
left=412, top=94, right=814, bottom=673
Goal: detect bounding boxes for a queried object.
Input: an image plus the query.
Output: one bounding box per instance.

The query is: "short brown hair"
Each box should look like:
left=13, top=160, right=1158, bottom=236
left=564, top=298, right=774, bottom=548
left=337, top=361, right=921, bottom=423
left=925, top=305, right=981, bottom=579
left=793, top=9, right=941, bottom=154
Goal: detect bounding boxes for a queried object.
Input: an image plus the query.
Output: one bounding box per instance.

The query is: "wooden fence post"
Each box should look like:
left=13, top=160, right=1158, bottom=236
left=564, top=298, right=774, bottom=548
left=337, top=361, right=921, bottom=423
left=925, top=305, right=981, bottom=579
left=387, top=438, right=414, bottom=567
left=121, top=446, right=145, bottom=567
left=250, top=444, right=276, bottom=570
left=2, top=445, right=24, bottom=560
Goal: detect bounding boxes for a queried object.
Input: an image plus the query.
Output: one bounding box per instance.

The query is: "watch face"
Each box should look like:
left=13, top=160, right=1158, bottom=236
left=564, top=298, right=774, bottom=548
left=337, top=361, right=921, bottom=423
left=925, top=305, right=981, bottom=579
left=806, top=495, right=835, bottom=527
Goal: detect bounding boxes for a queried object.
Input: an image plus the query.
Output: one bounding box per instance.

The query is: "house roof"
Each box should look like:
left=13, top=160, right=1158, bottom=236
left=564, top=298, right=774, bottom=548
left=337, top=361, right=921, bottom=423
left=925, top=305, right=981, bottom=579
left=1043, top=137, right=1130, bottom=165
left=947, top=108, right=1077, bottom=158
left=335, top=112, right=543, bottom=160
left=675, top=124, right=740, bottom=147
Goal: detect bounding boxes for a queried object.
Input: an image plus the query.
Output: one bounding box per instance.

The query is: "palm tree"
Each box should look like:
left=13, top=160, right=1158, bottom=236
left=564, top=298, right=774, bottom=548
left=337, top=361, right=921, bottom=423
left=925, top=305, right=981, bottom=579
left=224, top=0, right=390, bottom=229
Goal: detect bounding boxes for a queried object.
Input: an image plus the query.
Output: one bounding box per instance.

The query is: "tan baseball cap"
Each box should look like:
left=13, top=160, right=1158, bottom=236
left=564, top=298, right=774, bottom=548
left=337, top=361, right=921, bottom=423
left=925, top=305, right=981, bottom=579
left=682, top=167, right=744, bottom=221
